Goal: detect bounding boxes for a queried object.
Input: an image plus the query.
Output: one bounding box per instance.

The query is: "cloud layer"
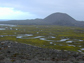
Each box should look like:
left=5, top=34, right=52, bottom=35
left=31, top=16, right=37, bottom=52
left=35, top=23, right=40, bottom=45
left=0, top=0, right=84, bottom=20
left=0, top=7, right=38, bottom=20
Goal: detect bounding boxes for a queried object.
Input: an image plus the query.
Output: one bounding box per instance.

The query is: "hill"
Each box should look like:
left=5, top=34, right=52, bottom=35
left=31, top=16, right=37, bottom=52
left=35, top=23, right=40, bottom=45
left=43, top=12, right=77, bottom=26
left=0, top=12, right=84, bottom=27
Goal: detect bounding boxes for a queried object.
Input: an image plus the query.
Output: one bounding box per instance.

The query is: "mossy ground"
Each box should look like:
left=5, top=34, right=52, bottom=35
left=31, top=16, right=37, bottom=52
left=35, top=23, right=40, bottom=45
left=0, top=25, right=84, bottom=52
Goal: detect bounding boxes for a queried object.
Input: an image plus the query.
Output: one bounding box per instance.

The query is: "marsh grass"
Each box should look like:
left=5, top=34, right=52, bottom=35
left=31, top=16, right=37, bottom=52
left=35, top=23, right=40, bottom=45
left=0, top=25, right=84, bottom=52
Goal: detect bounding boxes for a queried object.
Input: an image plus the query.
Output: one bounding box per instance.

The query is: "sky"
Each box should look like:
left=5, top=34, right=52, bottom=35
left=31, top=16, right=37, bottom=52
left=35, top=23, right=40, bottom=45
left=0, top=0, right=84, bottom=20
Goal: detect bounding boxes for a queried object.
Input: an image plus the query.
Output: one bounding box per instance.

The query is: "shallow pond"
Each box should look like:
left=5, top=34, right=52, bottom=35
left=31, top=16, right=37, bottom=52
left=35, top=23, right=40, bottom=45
left=68, top=44, right=75, bottom=47
left=50, top=42, right=53, bottom=44
left=60, top=39, right=68, bottom=42
left=66, top=41, right=73, bottom=43
left=16, top=34, right=33, bottom=39
left=79, top=40, right=83, bottom=41
left=50, top=36, right=56, bottom=38
left=0, top=35, right=16, bottom=37
left=81, top=48, right=84, bottom=50
left=0, top=24, right=16, bottom=27
left=0, top=28, right=5, bottom=30
left=40, top=38, right=46, bottom=40
left=34, top=36, right=44, bottom=38
left=16, top=36, right=23, bottom=38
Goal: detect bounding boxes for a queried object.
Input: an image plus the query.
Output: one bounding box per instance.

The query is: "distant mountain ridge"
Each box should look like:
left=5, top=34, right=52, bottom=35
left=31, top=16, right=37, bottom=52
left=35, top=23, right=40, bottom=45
left=43, top=12, right=77, bottom=26
left=44, top=12, right=76, bottom=22
left=0, top=12, right=84, bottom=27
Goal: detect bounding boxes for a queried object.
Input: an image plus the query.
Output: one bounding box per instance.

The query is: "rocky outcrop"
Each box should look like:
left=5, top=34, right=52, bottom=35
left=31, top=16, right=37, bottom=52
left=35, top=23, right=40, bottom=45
left=0, top=41, right=84, bottom=63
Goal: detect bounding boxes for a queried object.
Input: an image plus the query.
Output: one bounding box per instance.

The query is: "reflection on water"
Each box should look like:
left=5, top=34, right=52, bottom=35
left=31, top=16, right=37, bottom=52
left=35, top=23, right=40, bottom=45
left=16, top=34, right=56, bottom=41
left=10, top=28, right=12, bottom=30
left=16, top=34, right=33, bottom=39
left=0, top=35, right=16, bottom=37
left=50, top=42, right=53, bottom=44
left=78, top=50, right=82, bottom=52
left=68, top=44, right=75, bottom=47
left=79, top=40, right=83, bottom=41
left=16, top=36, right=23, bottom=38
left=24, top=34, right=33, bottom=36
left=66, top=41, right=73, bottom=43
left=60, top=39, right=68, bottom=42
left=81, top=48, right=84, bottom=50
left=0, top=24, right=16, bottom=27
left=34, top=36, right=44, bottom=38
left=0, top=28, right=5, bottom=30
left=79, top=46, right=81, bottom=47
left=16, top=29, right=18, bottom=30
left=37, top=32, right=39, bottom=34
left=50, top=36, right=56, bottom=38
left=40, top=38, right=46, bottom=40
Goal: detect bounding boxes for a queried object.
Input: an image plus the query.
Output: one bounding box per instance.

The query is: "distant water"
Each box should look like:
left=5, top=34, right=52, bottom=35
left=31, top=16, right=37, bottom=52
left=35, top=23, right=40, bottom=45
left=0, top=28, right=5, bottom=30
left=16, top=34, right=33, bottom=39
left=60, top=39, right=68, bottom=42
left=0, top=24, right=16, bottom=27
left=0, top=20, right=9, bottom=21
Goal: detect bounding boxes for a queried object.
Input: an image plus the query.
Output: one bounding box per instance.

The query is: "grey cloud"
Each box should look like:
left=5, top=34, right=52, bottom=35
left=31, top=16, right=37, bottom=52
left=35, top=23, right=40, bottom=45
left=0, top=0, right=84, bottom=20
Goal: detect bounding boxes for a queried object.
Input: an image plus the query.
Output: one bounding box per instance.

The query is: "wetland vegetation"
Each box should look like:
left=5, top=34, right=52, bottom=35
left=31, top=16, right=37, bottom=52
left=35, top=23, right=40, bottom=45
left=0, top=24, right=84, bottom=52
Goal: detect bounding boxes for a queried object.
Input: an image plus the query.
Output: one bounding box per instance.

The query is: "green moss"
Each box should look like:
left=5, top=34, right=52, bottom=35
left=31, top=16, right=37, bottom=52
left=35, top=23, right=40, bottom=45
left=0, top=25, right=84, bottom=52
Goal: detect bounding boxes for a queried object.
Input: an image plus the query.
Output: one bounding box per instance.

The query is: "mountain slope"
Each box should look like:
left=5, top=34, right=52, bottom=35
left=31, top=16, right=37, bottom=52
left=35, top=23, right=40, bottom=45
left=0, top=12, right=84, bottom=27
left=43, top=12, right=77, bottom=26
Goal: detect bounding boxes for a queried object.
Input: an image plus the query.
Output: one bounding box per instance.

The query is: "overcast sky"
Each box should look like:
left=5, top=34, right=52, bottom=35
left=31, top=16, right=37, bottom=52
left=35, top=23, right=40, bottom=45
left=0, top=0, right=84, bottom=20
